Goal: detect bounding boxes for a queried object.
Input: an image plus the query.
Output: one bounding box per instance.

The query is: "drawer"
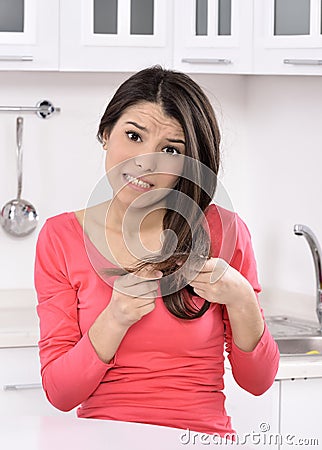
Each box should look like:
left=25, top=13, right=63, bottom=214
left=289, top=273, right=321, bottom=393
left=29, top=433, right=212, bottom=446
left=0, top=346, right=75, bottom=416
left=0, top=346, right=41, bottom=387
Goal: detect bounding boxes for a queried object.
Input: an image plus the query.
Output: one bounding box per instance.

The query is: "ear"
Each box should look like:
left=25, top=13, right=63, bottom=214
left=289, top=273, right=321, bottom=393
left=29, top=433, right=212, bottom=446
left=102, top=130, right=109, bottom=151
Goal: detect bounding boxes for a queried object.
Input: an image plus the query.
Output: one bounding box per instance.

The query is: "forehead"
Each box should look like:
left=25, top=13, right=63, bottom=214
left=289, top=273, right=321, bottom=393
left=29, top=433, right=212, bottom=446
left=119, top=102, right=184, bottom=135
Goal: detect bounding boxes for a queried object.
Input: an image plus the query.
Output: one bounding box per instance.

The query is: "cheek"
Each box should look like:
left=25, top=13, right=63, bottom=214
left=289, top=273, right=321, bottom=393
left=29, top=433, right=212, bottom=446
left=104, top=152, right=127, bottom=192
left=105, top=148, right=130, bottom=173
left=157, top=157, right=184, bottom=179
left=159, top=173, right=180, bottom=188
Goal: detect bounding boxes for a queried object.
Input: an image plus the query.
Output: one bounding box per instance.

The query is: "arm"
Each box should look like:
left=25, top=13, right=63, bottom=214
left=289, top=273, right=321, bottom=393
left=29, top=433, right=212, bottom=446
left=35, top=220, right=161, bottom=410
left=35, top=221, right=112, bottom=411
left=223, top=216, right=279, bottom=395
left=189, top=212, right=279, bottom=395
left=223, top=307, right=279, bottom=396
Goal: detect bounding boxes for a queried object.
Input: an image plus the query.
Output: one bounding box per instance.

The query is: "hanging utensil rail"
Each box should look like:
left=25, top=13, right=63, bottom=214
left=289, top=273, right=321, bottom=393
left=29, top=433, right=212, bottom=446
left=0, top=99, right=60, bottom=119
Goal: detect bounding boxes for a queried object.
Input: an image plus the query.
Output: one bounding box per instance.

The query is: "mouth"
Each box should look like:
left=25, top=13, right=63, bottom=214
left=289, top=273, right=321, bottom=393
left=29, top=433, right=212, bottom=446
left=123, top=173, right=154, bottom=190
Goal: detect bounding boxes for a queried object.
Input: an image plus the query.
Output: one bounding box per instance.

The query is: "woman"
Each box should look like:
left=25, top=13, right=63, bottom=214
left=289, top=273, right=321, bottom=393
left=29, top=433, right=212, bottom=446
left=34, top=66, right=279, bottom=437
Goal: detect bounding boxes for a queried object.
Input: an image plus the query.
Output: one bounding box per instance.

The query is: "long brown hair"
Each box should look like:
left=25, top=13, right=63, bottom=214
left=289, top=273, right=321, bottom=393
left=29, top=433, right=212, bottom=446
left=97, top=66, right=221, bottom=319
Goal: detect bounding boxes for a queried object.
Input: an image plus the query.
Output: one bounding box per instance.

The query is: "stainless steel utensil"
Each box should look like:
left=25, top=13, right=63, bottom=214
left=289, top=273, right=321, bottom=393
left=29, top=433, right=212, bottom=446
left=0, top=117, right=38, bottom=237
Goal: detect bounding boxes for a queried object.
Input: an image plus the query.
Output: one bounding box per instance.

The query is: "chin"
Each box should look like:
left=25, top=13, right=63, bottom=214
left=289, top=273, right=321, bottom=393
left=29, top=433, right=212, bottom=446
left=120, top=190, right=169, bottom=210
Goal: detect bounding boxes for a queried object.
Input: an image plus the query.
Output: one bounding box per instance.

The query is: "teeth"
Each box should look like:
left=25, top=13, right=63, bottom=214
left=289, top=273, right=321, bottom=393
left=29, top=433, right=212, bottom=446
left=124, top=174, right=152, bottom=189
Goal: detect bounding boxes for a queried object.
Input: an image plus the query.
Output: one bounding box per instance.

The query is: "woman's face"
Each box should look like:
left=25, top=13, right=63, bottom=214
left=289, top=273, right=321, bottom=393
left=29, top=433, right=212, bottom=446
left=104, top=101, right=186, bottom=208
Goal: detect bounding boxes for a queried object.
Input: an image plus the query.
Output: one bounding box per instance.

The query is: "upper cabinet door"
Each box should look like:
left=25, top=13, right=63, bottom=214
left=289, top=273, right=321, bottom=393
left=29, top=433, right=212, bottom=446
left=60, top=0, right=173, bottom=72
left=173, top=0, right=253, bottom=74
left=0, top=0, right=59, bottom=70
left=254, top=0, right=322, bottom=75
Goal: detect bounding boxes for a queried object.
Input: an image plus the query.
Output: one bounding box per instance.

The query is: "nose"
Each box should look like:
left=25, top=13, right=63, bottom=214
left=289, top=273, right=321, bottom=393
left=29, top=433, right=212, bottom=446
left=134, top=152, right=157, bottom=173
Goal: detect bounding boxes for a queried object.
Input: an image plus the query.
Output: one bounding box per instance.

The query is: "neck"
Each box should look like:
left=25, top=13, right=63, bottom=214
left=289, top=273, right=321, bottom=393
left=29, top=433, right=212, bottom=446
left=106, top=197, right=166, bottom=236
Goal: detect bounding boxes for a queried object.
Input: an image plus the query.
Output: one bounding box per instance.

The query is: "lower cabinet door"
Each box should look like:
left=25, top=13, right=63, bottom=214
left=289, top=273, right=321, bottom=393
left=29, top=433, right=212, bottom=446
left=280, top=378, right=322, bottom=449
left=0, top=346, right=75, bottom=416
left=224, top=368, right=280, bottom=449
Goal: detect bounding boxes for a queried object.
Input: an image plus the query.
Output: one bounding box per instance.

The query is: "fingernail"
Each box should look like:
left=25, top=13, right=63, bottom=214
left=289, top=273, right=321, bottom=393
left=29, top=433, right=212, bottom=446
left=154, top=270, right=163, bottom=277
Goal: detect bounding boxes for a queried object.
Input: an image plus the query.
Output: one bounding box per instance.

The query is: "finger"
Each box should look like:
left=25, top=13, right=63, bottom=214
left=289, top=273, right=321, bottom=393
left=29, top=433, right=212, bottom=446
left=134, top=266, right=163, bottom=280
left=191, top=258, right=228, bottom=273
left=114, top=278, right=159, bottom=297
left=189, top=273, right=215, bottom=284
left=191, top=286, right=206, bottom=298
left=136, top=300, right=156, bottom=317
left=190, top=261, right=228, bottom=284
left=115, top=282, right=159, bottom=298
left=119, top=269, right=163, bottom=288
left=130, top=287, right=159, bottom=300
left=177, top=258, right=218, bottom=284
left=189, top=279, right=208, bottom=288
left=134, top=298, right=157, bottom=309
left=195, top=258, right=218, bottom=272
left=136, top=291, right=159, bottom=300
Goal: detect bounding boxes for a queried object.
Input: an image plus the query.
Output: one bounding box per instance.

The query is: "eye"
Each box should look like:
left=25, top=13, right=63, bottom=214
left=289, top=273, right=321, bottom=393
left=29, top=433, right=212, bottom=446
left=162, top=146, right=181, bottom=156
left=126, top=131, right=142, bottom=142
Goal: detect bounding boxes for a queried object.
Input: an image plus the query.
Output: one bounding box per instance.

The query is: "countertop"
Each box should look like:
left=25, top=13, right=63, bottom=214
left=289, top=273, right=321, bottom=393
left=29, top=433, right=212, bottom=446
left=0, top=416, right=259, bottom=450
left=1, top=289, right=322, bottom=379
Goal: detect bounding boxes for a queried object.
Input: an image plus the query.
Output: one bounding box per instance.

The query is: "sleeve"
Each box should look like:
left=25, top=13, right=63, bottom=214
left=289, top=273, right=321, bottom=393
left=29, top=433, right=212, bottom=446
left=34, top=220, right=115, bottom=411
left=222, top=214, right=280, bottom=396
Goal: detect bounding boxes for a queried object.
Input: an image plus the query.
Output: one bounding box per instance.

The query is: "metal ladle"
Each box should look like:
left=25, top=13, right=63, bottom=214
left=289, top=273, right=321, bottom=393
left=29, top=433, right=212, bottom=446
left=0, top=117, right=38, bottom=237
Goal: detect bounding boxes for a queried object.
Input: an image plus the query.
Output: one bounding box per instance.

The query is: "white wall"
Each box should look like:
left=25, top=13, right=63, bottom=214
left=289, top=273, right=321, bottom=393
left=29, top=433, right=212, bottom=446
left=0, top=71, right=321, bottom=317
left=241, top=76, right=322, bottom=316
left=0, top=71, right=115, bottom=288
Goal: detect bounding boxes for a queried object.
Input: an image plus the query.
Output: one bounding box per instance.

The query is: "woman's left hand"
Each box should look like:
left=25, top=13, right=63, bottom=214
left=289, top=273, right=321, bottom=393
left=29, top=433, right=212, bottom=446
left=187, top=257, right=256, bottom=307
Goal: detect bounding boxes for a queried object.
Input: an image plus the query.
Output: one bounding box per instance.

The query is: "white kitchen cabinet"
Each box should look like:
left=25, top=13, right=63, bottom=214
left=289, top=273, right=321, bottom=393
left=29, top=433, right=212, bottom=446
left=59, top=0, right=173, bottom=72
left=280, top=378, right=322, bottom=449
left=0, top=0, right=59, bottom=70
left=0, top=346, right=75, bottom=416
left=254, top=0, right=322, bottom=75
left=1, top=0, right=322, bottom=76
left=224, top=368, right=280, bottom=449
left=225, top=367, right=322, bottom=449
left=173, top=0, right=253, bottom=74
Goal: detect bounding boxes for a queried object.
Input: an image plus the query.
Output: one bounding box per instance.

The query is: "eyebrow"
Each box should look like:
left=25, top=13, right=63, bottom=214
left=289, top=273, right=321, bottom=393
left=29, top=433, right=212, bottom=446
left=125, top=121, right=186, bottom=146
left=126, top=121, right=147, bottom=132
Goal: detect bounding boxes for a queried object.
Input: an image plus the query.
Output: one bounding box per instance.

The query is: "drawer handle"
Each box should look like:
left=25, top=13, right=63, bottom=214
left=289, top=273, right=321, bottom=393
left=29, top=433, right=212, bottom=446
left=181, top=58, right=232, bottom=65
left=0, top=55, right=33, bottom=62
left=283, top=59, right=322, bottom=66
left=3, top=383, right=42, bottom=391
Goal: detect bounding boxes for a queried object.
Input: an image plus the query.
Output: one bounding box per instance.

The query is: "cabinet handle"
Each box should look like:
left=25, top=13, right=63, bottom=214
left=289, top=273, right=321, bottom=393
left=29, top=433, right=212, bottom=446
left=283, top=59, right=322, bottom=66
left=0, top=55, right=33, bottom=62
left=3, top=383, right=42, bottom=391
left=181, top=58, right=232, bottom=65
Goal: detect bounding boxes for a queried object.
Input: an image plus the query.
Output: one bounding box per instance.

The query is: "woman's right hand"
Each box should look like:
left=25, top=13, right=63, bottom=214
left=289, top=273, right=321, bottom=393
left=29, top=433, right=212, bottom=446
left=106, top=268, right=163, bottom=329
left=88, top=267, right=163, bottom=363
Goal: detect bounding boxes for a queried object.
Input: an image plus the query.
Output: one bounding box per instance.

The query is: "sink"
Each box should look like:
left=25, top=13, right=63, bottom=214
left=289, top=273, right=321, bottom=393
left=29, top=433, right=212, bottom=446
left=275, top=335, right=322, bottom=356
left=266, top=315, right=319, bottom=337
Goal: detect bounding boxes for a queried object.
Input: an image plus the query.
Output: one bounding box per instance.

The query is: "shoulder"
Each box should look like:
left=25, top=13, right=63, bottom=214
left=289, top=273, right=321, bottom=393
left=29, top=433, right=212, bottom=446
left=204, top=204, right=237, bottom=257
left=41, top=211, right=78, bottom=232
left=205, top=204, right=260, bottom=292
left=205, top=203, right=251, bottom=237
left=36, top=211, right=81, bottom=252
left=205, top=203, right=236, bottom=229
left=204, top=203, right=254, bottom=260
left=45, top=211, right=74, bottom=224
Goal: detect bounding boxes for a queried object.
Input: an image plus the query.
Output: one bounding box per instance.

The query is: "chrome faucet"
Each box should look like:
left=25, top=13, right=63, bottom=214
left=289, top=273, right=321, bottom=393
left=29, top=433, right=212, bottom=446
left=294, top=224, right=322, bottom=334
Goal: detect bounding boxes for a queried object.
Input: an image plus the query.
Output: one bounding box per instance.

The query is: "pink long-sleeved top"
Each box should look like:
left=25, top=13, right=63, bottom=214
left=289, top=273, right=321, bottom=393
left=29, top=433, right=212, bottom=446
left=34, top=204, right=279, bottom=436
